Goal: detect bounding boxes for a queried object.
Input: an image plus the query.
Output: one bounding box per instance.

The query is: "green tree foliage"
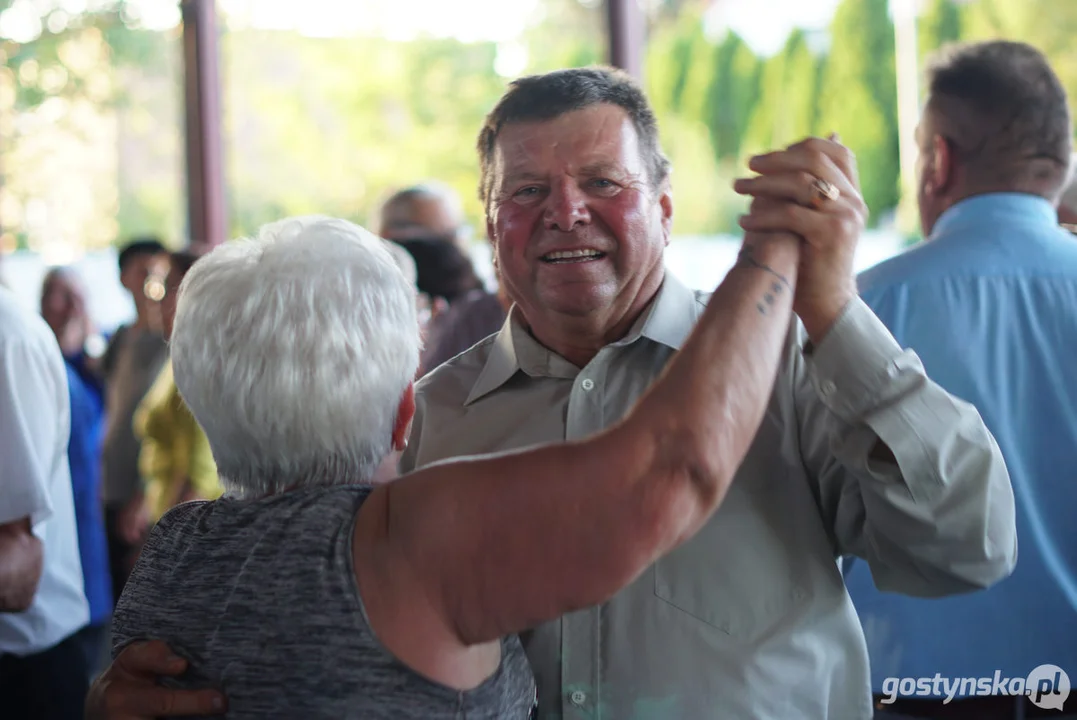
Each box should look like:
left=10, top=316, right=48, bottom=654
left=0, top=1, right=169, bottom=111
left=702, top=32, right=771, bottom=161
left=645, top=8, right=709, bottom=118
left=521, top=0, right=603, bottom=73
left=919, top=0, right=963, bottom=60
left=0, top=1, right=187, bottom=249
left=815, top=0, right=900, bottom=223
left=741, top=30, right=820, bottom=158
left=11, top=0, right=1077, bottom=249
left=221, top=31, right=509, bottom=237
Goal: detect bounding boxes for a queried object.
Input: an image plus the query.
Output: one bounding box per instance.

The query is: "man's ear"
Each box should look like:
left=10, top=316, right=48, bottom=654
left=486, top=217, right=499, bottom=265
left=658, top=183, right=673, bottom=245
left=392, top=383, right=416, bottom=452
left=928, top=134, right=954, bottom=196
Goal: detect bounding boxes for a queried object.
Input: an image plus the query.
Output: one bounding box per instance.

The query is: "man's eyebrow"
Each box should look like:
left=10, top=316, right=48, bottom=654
left=501, top=170, right=546, bottom=186
left=578, top=162, right=628, bottom=177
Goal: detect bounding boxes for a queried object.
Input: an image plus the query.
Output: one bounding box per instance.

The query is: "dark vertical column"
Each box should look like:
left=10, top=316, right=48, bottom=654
left=606, top=0, right=644, bottom=80
left=181, top=0, right=227, bottom=246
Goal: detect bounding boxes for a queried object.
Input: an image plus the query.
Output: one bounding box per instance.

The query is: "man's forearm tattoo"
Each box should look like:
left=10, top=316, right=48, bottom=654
left=735, top=244, right=792, bottom=315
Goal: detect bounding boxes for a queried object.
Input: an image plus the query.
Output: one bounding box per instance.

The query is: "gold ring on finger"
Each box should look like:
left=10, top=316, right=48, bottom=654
left=809, top=177, right=841, bottom=209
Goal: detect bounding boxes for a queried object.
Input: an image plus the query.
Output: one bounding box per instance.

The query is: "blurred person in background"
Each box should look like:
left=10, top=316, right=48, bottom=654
left=395, top=236, right=508, bottom=372
left=378, top=182, right=488, bottom=345
left=134, top=250, right=221, bottom=524
left=378, top=182, right=470, bottom=250
left=397, top=236, right=484, bottom=310
left=846, top=40, right=1077, bottom=719
left=39, top=269, right=113, bottom=680
left=379, top=181, right=509, bottom=372
left=40, top=266, right=102, bottom=365
left=417, top=270, right=509, bottom=372
left=0, top=283, right=91, bottom=718
left=100, top=238, right=170, bottom=600
left=382, top=239, right=418, bottom=288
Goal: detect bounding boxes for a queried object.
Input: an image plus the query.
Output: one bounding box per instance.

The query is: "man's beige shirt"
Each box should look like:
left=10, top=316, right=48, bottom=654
left=401, top=273, right=1016, bottom=720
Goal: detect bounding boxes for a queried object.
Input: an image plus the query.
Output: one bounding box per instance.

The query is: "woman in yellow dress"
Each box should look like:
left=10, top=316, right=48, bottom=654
left=134, top=250, right=221, bottom=523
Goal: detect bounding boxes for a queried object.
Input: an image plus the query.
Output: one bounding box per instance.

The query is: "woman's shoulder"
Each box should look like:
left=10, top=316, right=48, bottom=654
left=121, top=487, right=374, bottom=610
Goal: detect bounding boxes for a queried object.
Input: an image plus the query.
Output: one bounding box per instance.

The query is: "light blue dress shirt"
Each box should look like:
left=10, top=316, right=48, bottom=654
left=846, top=192, right=1077, bottom=690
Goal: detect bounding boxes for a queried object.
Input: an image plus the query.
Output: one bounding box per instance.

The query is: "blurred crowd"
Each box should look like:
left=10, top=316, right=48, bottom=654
left=0, top=37, right=1075, bottom=720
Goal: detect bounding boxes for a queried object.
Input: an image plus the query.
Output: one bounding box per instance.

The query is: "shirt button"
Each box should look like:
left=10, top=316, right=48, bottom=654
left=570, top=690, right=587, bottom=706
left=581, top=378, right=595, bottom=391
left=820, top=379, right=837, bottom=396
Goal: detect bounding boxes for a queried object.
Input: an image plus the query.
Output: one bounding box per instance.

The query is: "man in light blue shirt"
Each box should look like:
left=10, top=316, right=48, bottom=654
left=846, top=40, right=1077, bottom=719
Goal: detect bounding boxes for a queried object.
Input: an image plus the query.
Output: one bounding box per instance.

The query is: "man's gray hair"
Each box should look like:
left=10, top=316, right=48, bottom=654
left=477, top=66, right=671, bottom=210
left=170, top=216, right=420, bottom=498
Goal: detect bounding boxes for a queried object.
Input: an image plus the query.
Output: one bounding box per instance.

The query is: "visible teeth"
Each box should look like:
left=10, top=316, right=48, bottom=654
left=544, top=249, right=602, bottom=260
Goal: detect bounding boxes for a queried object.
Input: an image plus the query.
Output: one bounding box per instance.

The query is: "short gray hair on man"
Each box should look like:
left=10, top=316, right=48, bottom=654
left=170, top=216, right=420, bottom=498
left=478, top=67, right=671, bottom=210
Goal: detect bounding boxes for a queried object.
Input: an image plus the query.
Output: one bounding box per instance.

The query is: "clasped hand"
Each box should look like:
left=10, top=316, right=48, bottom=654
left=733, top=135, right=867, bottom=344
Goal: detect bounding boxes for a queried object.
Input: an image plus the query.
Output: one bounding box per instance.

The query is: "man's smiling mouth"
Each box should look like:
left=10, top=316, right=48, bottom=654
left=541, top=249, right=607, bottom=264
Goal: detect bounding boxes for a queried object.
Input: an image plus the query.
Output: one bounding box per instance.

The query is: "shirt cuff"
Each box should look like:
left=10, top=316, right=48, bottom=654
left=0, top=477, right=53, bottom=529
left=803, top=297, right=911, bottom=423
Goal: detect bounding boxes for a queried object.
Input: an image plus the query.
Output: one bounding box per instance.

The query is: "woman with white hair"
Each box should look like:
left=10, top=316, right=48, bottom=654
left=108, top=215, right=801, bottom=718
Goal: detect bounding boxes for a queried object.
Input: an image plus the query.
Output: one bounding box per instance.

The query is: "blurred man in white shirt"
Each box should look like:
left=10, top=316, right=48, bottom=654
left=0, top=285, right=91, bottom=718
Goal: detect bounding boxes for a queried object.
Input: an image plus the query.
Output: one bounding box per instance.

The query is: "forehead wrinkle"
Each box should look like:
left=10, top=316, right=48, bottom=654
left=493, top=106, right=646, bottom=192
left=500, top=144, right=638, bottom=179
left=501, top=167, right=547, bottom=186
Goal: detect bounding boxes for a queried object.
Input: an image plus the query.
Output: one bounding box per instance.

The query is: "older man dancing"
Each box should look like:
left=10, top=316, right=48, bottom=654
left=91, top=68, right=1014, bottom=720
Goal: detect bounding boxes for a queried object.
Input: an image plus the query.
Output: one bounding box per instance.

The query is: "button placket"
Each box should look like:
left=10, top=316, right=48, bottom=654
left=566, top=359, right=607, bottom=441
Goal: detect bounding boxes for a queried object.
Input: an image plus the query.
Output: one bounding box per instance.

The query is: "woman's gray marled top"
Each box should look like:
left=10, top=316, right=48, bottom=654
left=113, top=485, right=537, bottom=719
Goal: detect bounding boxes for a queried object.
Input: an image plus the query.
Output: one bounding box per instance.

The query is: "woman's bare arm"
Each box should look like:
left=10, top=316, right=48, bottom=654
left=355, top=232, right=800, bottom=684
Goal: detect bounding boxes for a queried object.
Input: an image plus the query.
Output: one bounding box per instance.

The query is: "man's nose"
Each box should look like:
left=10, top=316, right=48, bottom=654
left=543, top=181, right=591, bottom=232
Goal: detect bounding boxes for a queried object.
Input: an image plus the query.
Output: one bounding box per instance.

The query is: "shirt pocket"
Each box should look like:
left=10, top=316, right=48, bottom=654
left=653, top=480, right=810, bottom=641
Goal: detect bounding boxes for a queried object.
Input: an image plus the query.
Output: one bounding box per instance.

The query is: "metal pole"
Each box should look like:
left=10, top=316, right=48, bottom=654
left=606, top=0, right=644, bottom=80
left=181, top=0, right=227, bottom=246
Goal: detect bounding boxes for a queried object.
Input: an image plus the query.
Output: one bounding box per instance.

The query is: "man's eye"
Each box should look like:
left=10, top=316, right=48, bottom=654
left=591, top=179, right=616, bottom=190
left=514, top=187, right=540, bottom=197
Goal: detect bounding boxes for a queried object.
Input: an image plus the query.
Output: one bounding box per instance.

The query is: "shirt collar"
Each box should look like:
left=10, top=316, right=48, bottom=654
left=464, top=272, right=702, bottom=406
left=931, top=192, right=1057, bottom=241
left=616, top=271, right=701, bottom=351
